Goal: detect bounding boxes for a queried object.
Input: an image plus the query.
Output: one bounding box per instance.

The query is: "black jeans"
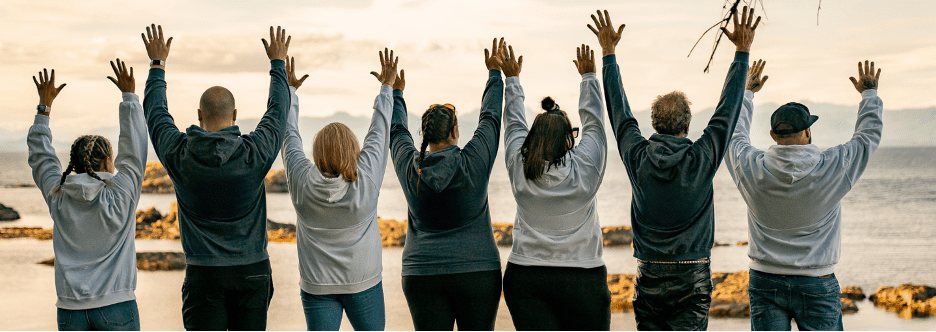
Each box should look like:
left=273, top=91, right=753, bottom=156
left=633, top=260, right=712, bottom=331
left=503, top=263, right=611, bottom=331
left=181, top=259, right=274, bottom=331
left=401, top=269, right=502, bottom=331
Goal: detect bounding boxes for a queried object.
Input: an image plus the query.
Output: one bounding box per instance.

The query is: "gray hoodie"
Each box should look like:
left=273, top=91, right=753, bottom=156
left=282, top=85, right=392, bottom=294
left=726, top=89, right=883, bottom=276
left=27, top=92, right=148, bottom=309
left=503, top=73, right=608, bottom=268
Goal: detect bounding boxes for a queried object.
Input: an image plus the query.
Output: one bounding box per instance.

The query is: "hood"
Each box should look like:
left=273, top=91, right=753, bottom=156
left=413, top=145, right=461, bottom=192
left=62, top=172, right=114, bottom=202
left=764, top=144, right=822, bottom=184
left=310, top=173, right=351, bottom=203
left=537, top=157, right=572, bottom=188
left=185, top=125, right=243, bottom=167
left=644, top=134, right=693, bottom=181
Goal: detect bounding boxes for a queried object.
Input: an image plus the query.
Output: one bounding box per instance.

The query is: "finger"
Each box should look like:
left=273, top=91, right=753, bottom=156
left=591, top=14, right=601, bottom=29
left=518, top=55, right=523, bottom=69
left=129, top=67, right=133, bottom=80
left=732, top=7, right=740, bottom=27
left=371, top=71, right=380, bottom=79
left=57, top=84, right=66, bottom=93
left=508, top=45, right=515, bottom=61
left=385, top=48, right=390, bottom=64
left=276, top=26, right=282, bottom=42
left=747, top=7, right=755, bottom=26
left=492, top=38, right=497, bottom=56
left=110, top=60, right=119, bottom=76
left=849, top=77, right=859, bottom=86
left=740, top=6, right=748, bottom=28
left=38, top=71, right=44, bottom=84
left=298, top=74, right=309, bottom=85
left=597, top=10, right=607, bottom=27
left=166, top=37, right=173, bottom=50
left=721, top=27, right=733, bottom=40
left=45, top=68, right=50, bottom=82
left=875, top=68, right=881, bottom=81
left=399, top=69, right=404, bottom=82
left=617, top=24, right=626, bottom=36
left=285, top=35, right=291, bottom=49
left=393, top=55, right=399, bottom=69
left=119, top=59, right=126, bottom=74
left=761, top=75, right=769, bottom=85
left=262, top=38, right=270, bottom=51
left=158, top=25, right=164, bottom=41
left=108, top=76, right=118, bottom=87
left=33, top=76, right=39, bottom=89
left=589, top=49, right=594, bottom=61
left=857, top=61, right=863, bottom=77
left=141, top=33, right=148, bottom=46
left=269, top=26, right=275, bottom=44
left=870, top=61, right=875, bottom=77
left=573, top=60, right=579, bottom=68
left=485, top=48, right=490, bottom=60
left=752, top=16, right=761, bottom=30
left=864, top=60, right=870, bottom=77
left=604, top=10, right=612, bottom=27
left=147, top=26, right=153, bottom=42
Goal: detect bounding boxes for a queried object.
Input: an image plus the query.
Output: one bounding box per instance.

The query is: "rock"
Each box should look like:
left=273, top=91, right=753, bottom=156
left=264, top=169, right=288, bottom=193
left=737, top=241, right=749, bottom=246
left=0, top=203, right=21, bottom=221
left=492, top=223, right=513, bottom=247
left=841, top=286, right=866, bottom=301
left=267, top=219, right=297, bottom=243
left=38, top=252, right=186, bottom=271
left=379, top=218, right=407, bottom=247
left=713, top=241, right=732, bottom=247
left=870, top=284, right=936, bottom=318
left=602, top=226, right=633, bottom=246
left=841, top=298, right=859, bottom=314
left=607, top=274, right=636, bottom=312
left=142, top=162, right=174, bottom=194
left=0, top=227, right=52, bottom=240
left=710, top=271, right=750, bottom=318
left=136, top=203, right=180, bottom=240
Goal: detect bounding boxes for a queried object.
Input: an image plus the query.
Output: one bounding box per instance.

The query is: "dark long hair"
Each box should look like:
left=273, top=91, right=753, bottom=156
left=417, top=104, right=458, bottom=194
left=51, top=135, right=113, bottom=195
left=521, top=97, right=575, bottom=180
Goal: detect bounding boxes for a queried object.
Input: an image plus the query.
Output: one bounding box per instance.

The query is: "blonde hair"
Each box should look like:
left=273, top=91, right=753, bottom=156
left=313, top=122, right=360, bottom=182
left=651, top=91, right=692, bottom=136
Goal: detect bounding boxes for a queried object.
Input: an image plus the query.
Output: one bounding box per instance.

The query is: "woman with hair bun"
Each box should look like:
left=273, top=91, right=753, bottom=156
left=500, top=43, right=612, bottom=331
left=388, top=38, right=507, bottom=331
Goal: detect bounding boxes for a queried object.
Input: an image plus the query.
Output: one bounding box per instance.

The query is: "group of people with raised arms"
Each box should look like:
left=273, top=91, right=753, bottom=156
left=27, top=6, right=883, bottom=332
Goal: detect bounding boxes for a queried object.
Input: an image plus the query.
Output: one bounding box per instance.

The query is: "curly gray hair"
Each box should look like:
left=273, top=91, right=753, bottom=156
left=651, top=91, right=692, bottom=136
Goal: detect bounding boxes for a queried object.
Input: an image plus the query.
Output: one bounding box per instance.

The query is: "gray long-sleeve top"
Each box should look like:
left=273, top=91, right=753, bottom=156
left=282, top=85, right=392, bottom=294
left=503, top=73, right=608, bottom=268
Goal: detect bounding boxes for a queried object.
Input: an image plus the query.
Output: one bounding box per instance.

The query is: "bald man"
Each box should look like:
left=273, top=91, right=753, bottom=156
left=141, top=24, right=292, bottom=330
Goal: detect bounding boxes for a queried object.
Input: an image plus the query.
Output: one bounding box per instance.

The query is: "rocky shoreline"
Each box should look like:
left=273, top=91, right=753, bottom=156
left=39, top=252, right=186, bottom=271
left=142, top=162, right=289, bottom=194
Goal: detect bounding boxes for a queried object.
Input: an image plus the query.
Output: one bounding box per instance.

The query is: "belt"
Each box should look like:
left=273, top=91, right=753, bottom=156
left=637, top=257, right=710, bottom=265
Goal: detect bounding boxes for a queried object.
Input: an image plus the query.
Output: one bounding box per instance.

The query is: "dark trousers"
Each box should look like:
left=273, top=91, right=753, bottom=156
left=502, top=262, right=611, bottom=331
left=748, top=269, right=843, bottom=331
left=401, top=269, right=502, bottom=331
left=57, top=300, right=140, bottom=331
left=300, top=282, right=386, bottom=331
left=181, top=259, right=274, bottom=331
left=633, top=261, right=712, bottom=331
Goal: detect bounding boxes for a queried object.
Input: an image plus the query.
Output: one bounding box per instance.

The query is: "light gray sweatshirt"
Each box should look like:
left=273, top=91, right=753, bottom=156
left=726, top=89, right=883, bottom=276
left=282, top=85, right=392, bottom=294
left=27, top=92, right=148, bottom=309
left=503, top=73, right=608, bottom=268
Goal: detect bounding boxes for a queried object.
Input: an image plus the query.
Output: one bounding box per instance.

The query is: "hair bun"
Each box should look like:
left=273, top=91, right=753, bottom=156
left=541, top=97, right=557, bottom=111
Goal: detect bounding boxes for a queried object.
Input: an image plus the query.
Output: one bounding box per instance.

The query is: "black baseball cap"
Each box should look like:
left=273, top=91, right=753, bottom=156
left=771, top=102, right=818, bottom=135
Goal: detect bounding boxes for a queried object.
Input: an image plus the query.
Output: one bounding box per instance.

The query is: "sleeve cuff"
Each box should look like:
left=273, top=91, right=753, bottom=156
left=121, top=92, right=139, bottom=102
left=393, top=89, right=403, bottom=97
left=602, top=54, right=617, bottom=67
left=489, top=69, right=502, bottom=78
left=744, top=90, right=754, bottom=99
left=148, top=67, right=166, bottom=78
left=289, top=86, right=298, bottom=94
left=505, top=76, right=520, bottom=85
left=861, top=89, right=878, bottom=98
left=582, top=72, right=597, bottom=80
left=34, top=114, right=50, bottom=125
left=271, top=59, right=286, bottom=68
left=734, top=51, right=750, bottom=64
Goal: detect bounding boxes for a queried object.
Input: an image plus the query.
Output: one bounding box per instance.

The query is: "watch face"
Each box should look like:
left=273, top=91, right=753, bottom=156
left=37, top=105, right=47, bottom=112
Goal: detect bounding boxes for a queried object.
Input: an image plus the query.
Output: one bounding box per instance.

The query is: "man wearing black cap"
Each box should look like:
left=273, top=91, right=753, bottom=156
left=725, top=60, right=883, bottom=331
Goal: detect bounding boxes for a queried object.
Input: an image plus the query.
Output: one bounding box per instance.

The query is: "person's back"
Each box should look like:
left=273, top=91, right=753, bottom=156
left=140, top=24, right=292, bottom=331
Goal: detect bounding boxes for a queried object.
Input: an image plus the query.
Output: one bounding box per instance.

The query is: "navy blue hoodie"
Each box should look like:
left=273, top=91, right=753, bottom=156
left=390, top=70, right=504, bottom=276
left=603, top=52, right=749, bottom=261
left=143, top=60, right=289, bottom=266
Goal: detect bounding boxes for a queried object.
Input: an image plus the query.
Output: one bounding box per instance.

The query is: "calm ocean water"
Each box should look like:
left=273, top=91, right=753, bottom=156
left=1, top=147, right=935, bottom=330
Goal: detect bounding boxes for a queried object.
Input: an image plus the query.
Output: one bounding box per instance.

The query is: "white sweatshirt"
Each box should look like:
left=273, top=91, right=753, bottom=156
left=503, top=73, right=608, bottom=268
left=27, top=92, right=148, bottom=309
left=282, top=85, right=392, bottom=294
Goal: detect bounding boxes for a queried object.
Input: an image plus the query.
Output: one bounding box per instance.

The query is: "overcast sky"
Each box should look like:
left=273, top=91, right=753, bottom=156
left=1, top=0, right=934, bottom=140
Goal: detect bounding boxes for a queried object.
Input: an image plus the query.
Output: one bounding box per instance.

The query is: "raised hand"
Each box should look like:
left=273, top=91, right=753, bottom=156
left=484, top=37, right=506, bottom=71
left=721, top=6, right=761, bottom=53
left=747, top=59, right=768, bottom=93
left=33, top=68, right=65, bottom=111
left=849, top=60, right=881, bottom=93
left=393, top=69, right=405, bottom=91
left=107, top=59, right=135, bottom=93
left=574, top=44, right=596, bottom=75
left=499, top=40, right=523, bottom=77
left=262, top=26, right=290, bottom=61
left=369, top=48, right=399, bottom=86
left=587, top=10, right=625, bottom=57
left=141, top=24, right=172, bottom=69
left=286, top=56, right=309, bottom=89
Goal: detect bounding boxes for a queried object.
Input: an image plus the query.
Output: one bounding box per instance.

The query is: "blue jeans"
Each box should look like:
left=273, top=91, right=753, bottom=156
left=57, top=300, right=140, bottom=331
left=748, top=269, right=843, bottom=331
left=300, top=282, right=385, bottom=331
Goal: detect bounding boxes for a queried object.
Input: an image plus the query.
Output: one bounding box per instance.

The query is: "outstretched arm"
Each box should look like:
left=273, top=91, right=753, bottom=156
left=358, top=49, right=398, bottom=185
left=107, top=59, right=148, bottom=198
left=27, top=68, right=65, bottom=199
left=141, top=24, right=184, bottom=163
left=248, top=26, right=292, bottom=167
left=572, top=45, right=607, bottom=176
left=389, top=77, right=417, bottom=186
left=280, top=56, right=318, bottom=203
left=726, top=59, right=767, bottom=183
left=833, top=60, right=883, bottom=188
left=498, top=38, right=528, bottom=170
left=463, top=38, right=507, bottom=172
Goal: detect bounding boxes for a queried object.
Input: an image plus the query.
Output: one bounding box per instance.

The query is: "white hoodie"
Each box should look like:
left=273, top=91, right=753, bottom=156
left=27, top=92, right=148, bottom=309
left=726, top=89, right=883, bottom=276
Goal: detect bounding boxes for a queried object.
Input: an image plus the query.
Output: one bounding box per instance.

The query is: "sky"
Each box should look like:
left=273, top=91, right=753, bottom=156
left=0, top=0, right=934, bottom=141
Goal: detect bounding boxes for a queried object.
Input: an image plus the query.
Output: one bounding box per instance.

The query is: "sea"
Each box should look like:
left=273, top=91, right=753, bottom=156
left=1, top=147, right=935, bottom=330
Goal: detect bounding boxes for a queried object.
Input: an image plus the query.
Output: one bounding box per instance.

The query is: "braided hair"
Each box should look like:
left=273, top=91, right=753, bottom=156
left=521, top=97, right=576, bottom=180
left=417, top=104, right=458, bottom=194
left=51, top=135, right=113, bottom=195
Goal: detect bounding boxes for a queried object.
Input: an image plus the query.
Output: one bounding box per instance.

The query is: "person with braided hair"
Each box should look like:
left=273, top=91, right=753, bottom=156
left=388, top=38, right=506, bottom=331
left=500, top=42, right=612, bottom=330
left=27, top=59, right=148, bottom=330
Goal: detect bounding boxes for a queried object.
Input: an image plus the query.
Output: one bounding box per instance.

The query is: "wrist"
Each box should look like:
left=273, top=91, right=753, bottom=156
left=602, top=48, right=614, bottom=57
left=736, top=46, right=751, bottom=53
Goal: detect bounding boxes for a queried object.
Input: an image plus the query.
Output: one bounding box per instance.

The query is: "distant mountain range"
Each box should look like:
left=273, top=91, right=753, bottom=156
left=2, top=101, right=933, bottom=156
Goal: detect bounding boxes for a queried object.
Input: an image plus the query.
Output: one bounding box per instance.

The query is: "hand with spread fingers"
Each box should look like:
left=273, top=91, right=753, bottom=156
left=393, top=69, right=405, bottom=91
left=107, top=59, right=135, bottom=93
left=286, top=56, right=309, bottom=89
left=747, top=59, right=768, bottom=93
left=588, top=10, right=626, bottom=57
left=721, top=5, right=761, bottom=53
left=849, top=60, right=882, bottom=93
left=369, top=48, right=399, bottom=87
left=33, top=68, right=66, bottom=114
left=262, top=26, right=291, bottom=61
left=141, top=24, right=172, bottom=69
left=498, top=40, right=523, bottom=77
left=484, top=37, right=507, bottom=71
left=574, top=44, right=596, bottom=75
